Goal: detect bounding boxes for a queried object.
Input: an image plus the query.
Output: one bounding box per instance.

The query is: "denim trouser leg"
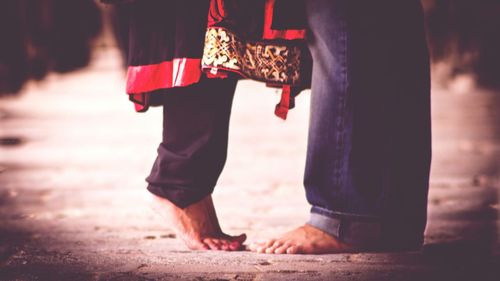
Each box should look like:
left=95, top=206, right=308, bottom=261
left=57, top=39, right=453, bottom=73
left=304, top=0, right=431, bottom=249
left=146, top=77, right=237, bottom=208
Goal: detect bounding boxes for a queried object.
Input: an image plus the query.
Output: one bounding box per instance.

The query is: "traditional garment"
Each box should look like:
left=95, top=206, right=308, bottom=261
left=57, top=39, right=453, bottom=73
left=203, top=0, right=310, bottom=119
left=105, top=0, right=310, bottom=119
left=107, top=0, right=432, bottom=251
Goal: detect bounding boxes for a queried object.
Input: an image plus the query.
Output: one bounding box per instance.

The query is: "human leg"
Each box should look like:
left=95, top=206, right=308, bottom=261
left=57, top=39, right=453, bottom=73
left=253, top=0, right=431, bottom=254
left=147, top=77, right=246, bottom=251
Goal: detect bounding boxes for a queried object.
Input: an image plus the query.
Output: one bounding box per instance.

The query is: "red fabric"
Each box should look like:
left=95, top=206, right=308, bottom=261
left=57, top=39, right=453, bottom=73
left=205, top=68, right=229, bottom=79
left=275, top=85, right=291, bottom=120
left=207, top=0, right=226, bottom=26
left=130, top=93, right=148, bottom=112
left=126, top=58, right=202, bottom=95
left=263, top=0, right=306, bottom=40
left=124, top=1, right=306, bottom=116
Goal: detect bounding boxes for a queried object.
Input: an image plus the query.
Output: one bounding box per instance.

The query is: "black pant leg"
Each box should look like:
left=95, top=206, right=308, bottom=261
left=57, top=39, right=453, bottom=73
left=146, top=77, right=237, bottom=208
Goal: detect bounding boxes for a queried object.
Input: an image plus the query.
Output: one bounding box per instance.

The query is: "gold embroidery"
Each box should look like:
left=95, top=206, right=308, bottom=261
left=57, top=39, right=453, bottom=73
left=202, top=27, right=303, bottom=85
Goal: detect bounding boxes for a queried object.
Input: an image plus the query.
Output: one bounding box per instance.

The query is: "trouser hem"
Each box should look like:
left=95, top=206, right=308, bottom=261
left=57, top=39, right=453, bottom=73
left=309, top=206, right=424, bottom=251
left=310, top=205, right=380, bottom=221
left=146, top=184, right=212, bottom=209
left=308, top=209, right=382, bottom=250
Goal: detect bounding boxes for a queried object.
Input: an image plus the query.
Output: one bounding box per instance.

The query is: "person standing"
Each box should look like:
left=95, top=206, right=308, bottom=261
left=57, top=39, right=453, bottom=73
left=110, top=0, right=431, bottom=254
left=250, top=0, right=432, bottom=254
left=112, top=0, right=309, bottom=251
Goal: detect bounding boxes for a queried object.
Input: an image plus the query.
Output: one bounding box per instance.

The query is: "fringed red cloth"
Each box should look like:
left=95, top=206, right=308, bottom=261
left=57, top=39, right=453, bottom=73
left=123, top=0, right=310, bottom=119
left=202, top=0, right=310, bottom=119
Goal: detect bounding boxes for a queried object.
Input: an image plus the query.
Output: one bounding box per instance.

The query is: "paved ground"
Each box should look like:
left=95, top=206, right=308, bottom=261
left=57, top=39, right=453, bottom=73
left=0, top=46, right=499, bottom=281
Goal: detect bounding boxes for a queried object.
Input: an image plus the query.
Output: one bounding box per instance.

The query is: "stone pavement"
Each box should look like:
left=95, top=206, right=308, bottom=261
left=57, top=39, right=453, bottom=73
left=0, top=48, right=499, bottom=281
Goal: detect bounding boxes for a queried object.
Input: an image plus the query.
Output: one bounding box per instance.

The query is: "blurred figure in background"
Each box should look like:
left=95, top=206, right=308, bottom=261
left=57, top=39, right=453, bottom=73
left=0, top=0, right=101, bottom=95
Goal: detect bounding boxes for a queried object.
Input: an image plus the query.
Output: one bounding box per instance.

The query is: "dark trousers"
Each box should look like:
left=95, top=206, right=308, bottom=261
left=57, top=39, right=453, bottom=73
left=146, top=0, right=431, bottom=249
left=146, top=77, right=237, bottom=208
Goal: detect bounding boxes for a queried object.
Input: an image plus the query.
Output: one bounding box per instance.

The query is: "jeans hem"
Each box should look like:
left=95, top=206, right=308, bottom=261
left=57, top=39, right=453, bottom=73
left=309, top=206, right=425, bottom=251
left=310, top=205, right=380, bottom=222
left=307, top=211, right=383, bottom=249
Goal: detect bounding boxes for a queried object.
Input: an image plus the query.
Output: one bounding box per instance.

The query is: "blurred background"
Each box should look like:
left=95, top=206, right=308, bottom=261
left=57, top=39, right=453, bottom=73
left=2, top=0, right=500, bottom=95
left=0, top=1, right=499, bottom=280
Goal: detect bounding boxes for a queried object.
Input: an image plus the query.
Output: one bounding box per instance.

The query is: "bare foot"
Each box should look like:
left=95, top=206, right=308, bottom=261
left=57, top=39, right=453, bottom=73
left=149, top=194, right=246, bottom=251
left=249, top=224, right=354, bottom=254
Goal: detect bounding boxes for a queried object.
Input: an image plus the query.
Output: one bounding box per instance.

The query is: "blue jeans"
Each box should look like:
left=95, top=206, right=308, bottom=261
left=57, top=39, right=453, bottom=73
left=304, top=0, right=432, bottom=250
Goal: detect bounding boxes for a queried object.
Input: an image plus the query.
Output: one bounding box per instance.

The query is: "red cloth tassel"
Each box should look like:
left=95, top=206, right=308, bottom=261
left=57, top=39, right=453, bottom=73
left=275, top=85, right=293, bottom=120
left=130, top=93, right=149, bottom=112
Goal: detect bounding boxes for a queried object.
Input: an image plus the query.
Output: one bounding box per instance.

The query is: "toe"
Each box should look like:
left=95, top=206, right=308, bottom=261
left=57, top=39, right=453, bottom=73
left=228, top=240, right=243, bottom=251
left=286, top=245, right=300, bottom=254
left=232, top=233, right=247, bottom=243
left=257, top=240, right=276, bottom=253
left=229, top=234, right=247, bottom=251
left=248, top=242, right=264, bottom=252
left=274, top=243, right=291, bottom=254
left=219, top=233, right=246, bottom=251
left=203, top=238, right=222, bottom=250
left=223, top=233, right=246, bottom=245
left=222, top=233, right=246, bottom=242
left=215, top=237, right=238, bottom=251
left=217, top=239, right=230, bottom=251
left=265, top=241, right=283, bottom=254
left=252, top=239, right=276, bottom=253
left=256, top=244, right=268, bottom=253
